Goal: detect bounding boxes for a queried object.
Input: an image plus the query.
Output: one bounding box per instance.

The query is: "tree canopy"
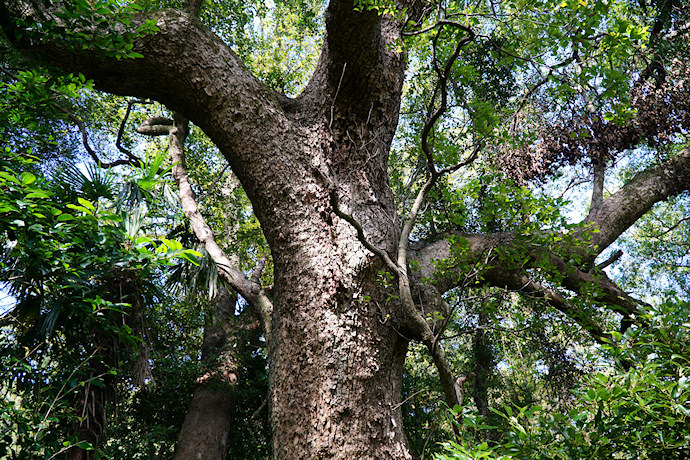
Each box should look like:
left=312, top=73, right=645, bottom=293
left=0, top=0, right=689, bottom=458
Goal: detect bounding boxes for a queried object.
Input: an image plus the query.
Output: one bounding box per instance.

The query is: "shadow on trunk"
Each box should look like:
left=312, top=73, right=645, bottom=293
left=173, top=286, right=264, bottom=459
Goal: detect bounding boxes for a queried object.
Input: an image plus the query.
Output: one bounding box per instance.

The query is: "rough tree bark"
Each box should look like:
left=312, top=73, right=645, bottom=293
left=140, top=113, right=268, bottom=458
left=3, top=1, right=690, bottom=458
left=172, top=287, right=241, bottom=460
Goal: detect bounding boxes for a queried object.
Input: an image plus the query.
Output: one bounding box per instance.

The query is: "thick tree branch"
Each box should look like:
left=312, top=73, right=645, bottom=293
left=410, top=146, right=690, bottom=331
left=487, top=269, right=609, bottom=342
left=304, top=0, right=409, bottom=166
left=596, top=249, right=624, bottom=271
left=186, top=0, right=203, bottom=17
left=582, top=146, right=690, bottom=263
left=553, top=257, right=639, bottom=318
left=307, top=0, right=392, bottom=111
left=409, top=230, right=639, bottom=341
left=1, top=6, right=293, bottom=188
left=136, top=116, right=174, bottom=136
left=164, top=114, right=273, bottom=338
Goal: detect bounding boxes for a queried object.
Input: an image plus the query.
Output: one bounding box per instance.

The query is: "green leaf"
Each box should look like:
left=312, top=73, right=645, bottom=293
left=25, top=191, right=50, bottom=199
left=77, top=197, right=95, bottom=211
left=20, top=172, right=36, bottom=185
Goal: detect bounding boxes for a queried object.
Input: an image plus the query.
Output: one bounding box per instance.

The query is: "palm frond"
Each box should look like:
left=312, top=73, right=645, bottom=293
left=51, top=161, right=115, bottom=202
left=166, top=246, right=222, bottom=303
left=121, top=203, right=148, bottom=239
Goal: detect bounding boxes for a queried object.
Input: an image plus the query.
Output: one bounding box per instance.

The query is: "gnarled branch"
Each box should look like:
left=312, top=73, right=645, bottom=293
left=158, top=114, right=274, bottom=338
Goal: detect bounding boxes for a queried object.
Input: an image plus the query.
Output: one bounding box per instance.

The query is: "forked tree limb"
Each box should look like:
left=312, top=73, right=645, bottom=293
left=140, top=114, right=274, bottom=338
left=582, top=146, right=690, bottom=264
left=408, top=150, right=690, bottom=339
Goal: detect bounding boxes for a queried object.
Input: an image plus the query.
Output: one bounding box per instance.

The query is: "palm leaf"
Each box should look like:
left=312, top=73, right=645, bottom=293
left=51, top=161, right=115, bottom=202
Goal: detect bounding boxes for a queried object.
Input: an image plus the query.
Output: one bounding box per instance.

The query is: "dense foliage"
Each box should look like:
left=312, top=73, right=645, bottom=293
left=0, top=0, right=688, bottom=458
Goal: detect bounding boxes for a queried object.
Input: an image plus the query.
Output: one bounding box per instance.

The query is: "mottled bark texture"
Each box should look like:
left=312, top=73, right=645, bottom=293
left=3, top=0, right=690, bottom=458
left=173, top=288, right=239, bottom=460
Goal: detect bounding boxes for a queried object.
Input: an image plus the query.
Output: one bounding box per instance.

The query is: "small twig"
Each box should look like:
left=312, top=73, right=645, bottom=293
left=0, top=65, right=141, bottom=169
left=558, top=175, right=590, bottom=199
left=403, top=18, right=474, bottom=36
left=392, top=388, right=428, bottom=410
left=53, top=103, right=139, bottom=168
left=442, top=323, right=537, bottom=340
left=0, top=342, right=42, bottom=381
left=420, top=28, right=475, bottom=176
left=649, top=215, right=690, bottom=239
left=37, top=347, right=103, bottom=442
left=329, top=63, right=347, bottom=131
left=250, top=395, right=268, bottom=420
left=510, top=70, right=553, bottom=133
left=437, top=144, right=481, bottom=175
left=47, top=440, right=94, bottom=460
left=420, top=430, right=435, bottom=460
left=197, top=163, right=231, bottom=202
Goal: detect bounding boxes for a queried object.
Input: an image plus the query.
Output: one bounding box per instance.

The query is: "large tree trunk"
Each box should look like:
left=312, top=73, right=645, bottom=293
left=8, top=1, right=690, bottom=458
left=1, top=2, right=426, bottom=452
left=270, top=258, right=411, bottom=458
left=174, top=388, right=234, bottom=459
left=263, top=92, right=412, bottom=457
left=173, top=287, right=239, bottom=460
left=245, top=3, right=412, bottom=455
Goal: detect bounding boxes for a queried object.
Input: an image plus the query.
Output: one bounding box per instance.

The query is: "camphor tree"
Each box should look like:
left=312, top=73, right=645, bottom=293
left=1, top=0, right=689, bottom=458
